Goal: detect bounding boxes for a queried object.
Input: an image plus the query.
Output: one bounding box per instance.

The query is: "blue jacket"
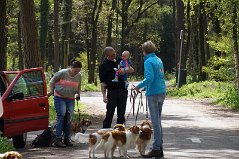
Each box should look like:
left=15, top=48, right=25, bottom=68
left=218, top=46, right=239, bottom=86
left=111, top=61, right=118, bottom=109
left=137, top=53, right=166, bottom=96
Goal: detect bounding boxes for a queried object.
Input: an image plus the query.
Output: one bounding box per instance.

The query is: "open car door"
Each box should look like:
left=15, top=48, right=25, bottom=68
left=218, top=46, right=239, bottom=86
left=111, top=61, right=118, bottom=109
left=2, top=67, right=49, bottom=138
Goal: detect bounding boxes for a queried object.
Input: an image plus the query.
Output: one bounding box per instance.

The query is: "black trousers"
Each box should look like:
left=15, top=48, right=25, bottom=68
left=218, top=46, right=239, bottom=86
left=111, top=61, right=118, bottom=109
left=103, top=89, right=128, bottom=128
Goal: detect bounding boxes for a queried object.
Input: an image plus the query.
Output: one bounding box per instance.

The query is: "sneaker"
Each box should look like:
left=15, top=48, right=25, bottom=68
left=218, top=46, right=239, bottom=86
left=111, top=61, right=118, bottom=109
left=64, top=139, right=73, bottom=147
left=142, top=149, right=164, bottom=158
left=54, top=138, right=66, bottom=148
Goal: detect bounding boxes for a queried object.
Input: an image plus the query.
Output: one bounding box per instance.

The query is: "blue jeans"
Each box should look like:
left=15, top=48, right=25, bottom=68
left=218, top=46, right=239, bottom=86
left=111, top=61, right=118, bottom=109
left=147, top=93, right=166, bottom=150
left=54, top=96, right=75, bottom=140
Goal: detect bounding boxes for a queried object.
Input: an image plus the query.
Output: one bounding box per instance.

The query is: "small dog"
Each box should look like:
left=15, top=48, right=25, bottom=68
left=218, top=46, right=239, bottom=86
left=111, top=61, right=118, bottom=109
left=96, top=125, right=140, bottom=159
left=0, top=151, right=22, bottom=159
left=74, top=124, right=125, bottom=158
left=71, top=118, right=92, bottom=134
left=88, top=124, right=126, bottom=158
left=136, top=120, right=153, bottom=155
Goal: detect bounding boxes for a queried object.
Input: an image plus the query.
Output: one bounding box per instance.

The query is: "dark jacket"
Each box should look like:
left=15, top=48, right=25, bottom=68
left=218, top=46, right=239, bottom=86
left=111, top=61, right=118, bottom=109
left=99, top=57, right=126, bottom=90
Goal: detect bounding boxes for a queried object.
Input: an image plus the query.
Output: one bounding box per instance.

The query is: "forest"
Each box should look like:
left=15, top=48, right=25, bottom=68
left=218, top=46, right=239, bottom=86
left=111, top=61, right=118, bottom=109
left=0, top=0, right=239, bottom=95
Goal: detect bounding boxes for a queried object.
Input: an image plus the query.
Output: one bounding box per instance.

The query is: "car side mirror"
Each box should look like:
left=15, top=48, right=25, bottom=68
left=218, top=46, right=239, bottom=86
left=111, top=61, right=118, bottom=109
left=6, top=92, right=24, bottom=102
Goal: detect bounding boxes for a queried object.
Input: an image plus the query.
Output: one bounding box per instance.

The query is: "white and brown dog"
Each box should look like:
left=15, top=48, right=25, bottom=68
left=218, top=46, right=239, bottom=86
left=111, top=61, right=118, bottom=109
left=88, top=124, right=126, bottom=158
left=136, top=120, right=153, bottom=155
left=75, top=124, right=125, bottom=158
left=96, top=125, right=140, bottom=159
left=0, top=151, right=22, bottom=159
left=71, top=118, right=92, bottom=134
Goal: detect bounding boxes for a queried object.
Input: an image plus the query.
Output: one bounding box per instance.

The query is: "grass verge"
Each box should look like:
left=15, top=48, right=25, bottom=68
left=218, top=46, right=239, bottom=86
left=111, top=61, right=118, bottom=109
left=167, top=80, right=239, bottom=110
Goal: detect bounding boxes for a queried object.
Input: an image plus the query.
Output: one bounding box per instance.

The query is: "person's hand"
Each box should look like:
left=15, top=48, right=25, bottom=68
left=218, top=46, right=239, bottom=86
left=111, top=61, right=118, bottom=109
left=103, top=95, right=108, bottom=103
left=75, top=94, right=80, bottom=101
left=119, top=68, right=126, bottom=75
left=47, top=92, right=53, bottom=97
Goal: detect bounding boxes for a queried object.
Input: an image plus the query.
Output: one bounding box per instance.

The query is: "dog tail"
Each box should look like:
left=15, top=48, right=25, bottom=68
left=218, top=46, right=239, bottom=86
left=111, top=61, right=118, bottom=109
left=74, top=132, right=89, bottom=143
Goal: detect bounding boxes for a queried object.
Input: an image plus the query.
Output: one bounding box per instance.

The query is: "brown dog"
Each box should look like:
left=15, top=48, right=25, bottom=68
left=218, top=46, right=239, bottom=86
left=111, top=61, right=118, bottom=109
left=0, top=151, right=22, bottom=159
left=71, top=118, right=92, bottom=134
left=136, top=120, right=153, bottom=155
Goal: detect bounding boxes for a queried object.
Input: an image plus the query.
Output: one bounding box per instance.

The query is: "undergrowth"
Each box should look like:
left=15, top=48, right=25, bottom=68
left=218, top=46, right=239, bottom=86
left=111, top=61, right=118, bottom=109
left=167, top=80, right=239, bottom=110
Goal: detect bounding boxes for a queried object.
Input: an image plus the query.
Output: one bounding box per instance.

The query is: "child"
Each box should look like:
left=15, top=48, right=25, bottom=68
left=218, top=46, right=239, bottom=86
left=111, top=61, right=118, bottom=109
left=112, top=51, right=131, bottom=88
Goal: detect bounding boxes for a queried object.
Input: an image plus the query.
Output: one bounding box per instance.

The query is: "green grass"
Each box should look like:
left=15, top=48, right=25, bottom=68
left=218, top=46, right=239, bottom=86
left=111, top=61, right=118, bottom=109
left=48, top=96, right=90, bottom=122
left=167, top=80, right=239, bottom=110
left=0, top=136, right=15, bottom=153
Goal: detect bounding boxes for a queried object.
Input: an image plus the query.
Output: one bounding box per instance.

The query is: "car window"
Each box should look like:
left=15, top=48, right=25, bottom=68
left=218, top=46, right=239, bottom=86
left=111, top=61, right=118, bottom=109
left=11, top=71, right=44, bottom=97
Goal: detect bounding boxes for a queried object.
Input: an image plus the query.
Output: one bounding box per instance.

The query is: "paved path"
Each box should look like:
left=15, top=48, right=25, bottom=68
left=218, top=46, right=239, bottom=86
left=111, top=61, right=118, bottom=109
left=19, top=88, right=239, bottom=159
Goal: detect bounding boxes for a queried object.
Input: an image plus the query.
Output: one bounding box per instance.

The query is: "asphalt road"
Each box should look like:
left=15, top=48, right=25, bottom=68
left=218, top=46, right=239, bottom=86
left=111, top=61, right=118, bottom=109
left=19, top=90, right=239, bottom=159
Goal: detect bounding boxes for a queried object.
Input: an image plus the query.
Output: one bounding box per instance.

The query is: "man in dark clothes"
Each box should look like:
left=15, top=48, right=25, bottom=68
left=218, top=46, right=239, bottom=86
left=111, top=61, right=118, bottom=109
left=99, top=47, right=134, bottom=128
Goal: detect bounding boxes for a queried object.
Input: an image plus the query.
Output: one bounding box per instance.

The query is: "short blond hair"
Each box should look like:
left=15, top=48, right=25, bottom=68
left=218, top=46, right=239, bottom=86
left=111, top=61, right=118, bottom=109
left=142, top=41, right=156, bottom=54
left=122, top=51, right=130, bottom=58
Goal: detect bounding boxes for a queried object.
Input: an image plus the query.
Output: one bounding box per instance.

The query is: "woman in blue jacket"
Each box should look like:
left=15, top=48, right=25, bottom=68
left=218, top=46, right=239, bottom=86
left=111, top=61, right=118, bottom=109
left=134, top=41, right=166, bottom=158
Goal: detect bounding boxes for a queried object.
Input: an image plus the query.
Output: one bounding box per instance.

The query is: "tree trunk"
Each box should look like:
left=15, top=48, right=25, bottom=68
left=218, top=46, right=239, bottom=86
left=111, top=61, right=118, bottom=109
left=47, top=21, right=54, bottom=70
left=19, top=0, right=42, bottom=68
left=53, top=0, right=60, bottom=72
left=62, top=0, right=72, bottom=67
left=85, top=14, right=90, bottom=71
left=39, top=0, right=49, bottom=67
left=198, top=1, right=206, bottom=81
left=106, top=0, right=117, bottom=46
left=88, top=0, right=103, bottom=83
left=120, top=0, right=127, bottom=52
left=232, top=3, right=239, bottom=92
left=176, top=0, right=185, bottom=69
left=172, top=0, right=177, bottom=70
left=189, top=12, right=199, bottom=82
left=185, top=0, right=191, bottom=68
left=18, top=13, right=24, bottom=70
left=0, top=0, right=7, bottom=71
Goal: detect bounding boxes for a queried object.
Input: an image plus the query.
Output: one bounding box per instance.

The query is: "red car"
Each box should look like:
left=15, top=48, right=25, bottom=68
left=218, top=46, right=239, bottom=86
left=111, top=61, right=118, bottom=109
left=0, top=67, right=49, bottom=148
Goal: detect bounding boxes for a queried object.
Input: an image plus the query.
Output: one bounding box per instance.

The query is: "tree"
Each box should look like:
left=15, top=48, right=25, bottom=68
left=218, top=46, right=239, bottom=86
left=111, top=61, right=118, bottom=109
left=19, top=0, right=42, bottom=68
left=62, top=0, right=72, bottom=66
left=53, top=0, right=60, bottom=72
left=18, top=13, right=24, bottom=70
left=106, top=0, right=117, bottom=46
left=0, top=0, right=7, bottom=70
left=88, top=0, right=103, bottom=83
left=231, top=1, right=239, bottom=92
left=39, top=0, right=49, bottom=66
left=118, top=0, right=160, bottom=52
left=175, top=0, right=185, bottom=69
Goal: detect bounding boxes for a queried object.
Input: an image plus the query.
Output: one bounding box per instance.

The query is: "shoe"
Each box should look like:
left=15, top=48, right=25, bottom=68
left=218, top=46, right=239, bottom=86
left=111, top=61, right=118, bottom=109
left=64, top=139, right=73, bottom=147
left=112, top=79, right=118, bottom=82
left=142, top=149, right=164, bottom=158
left=54, top=138, right=66, bottom=148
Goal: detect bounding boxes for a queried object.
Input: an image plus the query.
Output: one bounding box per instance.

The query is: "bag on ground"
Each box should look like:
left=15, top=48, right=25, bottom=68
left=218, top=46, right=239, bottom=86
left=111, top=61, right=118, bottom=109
left=31, top=126, right=56, bottom=147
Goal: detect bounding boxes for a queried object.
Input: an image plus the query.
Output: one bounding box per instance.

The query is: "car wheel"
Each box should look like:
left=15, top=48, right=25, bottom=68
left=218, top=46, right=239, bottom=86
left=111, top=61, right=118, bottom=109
left=12, top=133, right=27, bottom=148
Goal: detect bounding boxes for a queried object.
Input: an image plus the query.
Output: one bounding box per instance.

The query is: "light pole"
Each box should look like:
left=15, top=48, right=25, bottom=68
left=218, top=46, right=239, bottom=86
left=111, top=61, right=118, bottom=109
left=177, top=30, right=184, bottom=88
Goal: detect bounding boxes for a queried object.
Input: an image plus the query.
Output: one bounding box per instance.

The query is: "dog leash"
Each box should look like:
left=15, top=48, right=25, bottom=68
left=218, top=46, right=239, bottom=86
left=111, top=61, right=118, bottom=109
left=135, top=90, right=145, bottom=124
left=125, top=85, right=138, bottom=125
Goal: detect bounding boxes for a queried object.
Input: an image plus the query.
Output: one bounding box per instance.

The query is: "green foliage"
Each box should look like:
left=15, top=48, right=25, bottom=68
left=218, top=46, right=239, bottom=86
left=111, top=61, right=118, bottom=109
left=202, top=55, right=234, bottom=81
left=0, top=137, right=15, bottom=153
left=48, top=95, right=89, bottom=122
left=167, top=81, right=239, bottom=110
left=217, top=85, right=239, bottom=110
